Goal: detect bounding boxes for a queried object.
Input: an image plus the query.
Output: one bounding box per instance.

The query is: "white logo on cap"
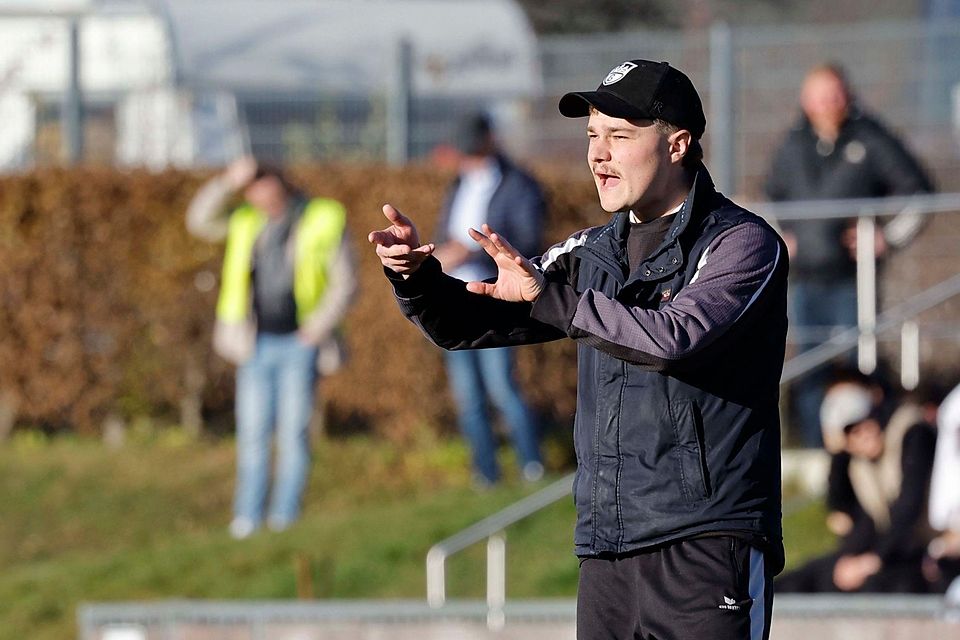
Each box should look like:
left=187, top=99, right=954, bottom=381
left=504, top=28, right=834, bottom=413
left=602, top=62, right=638, bottom=86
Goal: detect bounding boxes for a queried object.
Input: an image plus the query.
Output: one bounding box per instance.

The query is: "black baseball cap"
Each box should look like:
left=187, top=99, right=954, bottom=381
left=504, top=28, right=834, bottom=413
left=559, top=59, right=706, bottom=139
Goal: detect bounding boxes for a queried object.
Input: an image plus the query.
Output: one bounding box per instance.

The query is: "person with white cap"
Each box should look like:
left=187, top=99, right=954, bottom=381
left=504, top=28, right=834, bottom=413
left=778, top=374, right=937, bottom=594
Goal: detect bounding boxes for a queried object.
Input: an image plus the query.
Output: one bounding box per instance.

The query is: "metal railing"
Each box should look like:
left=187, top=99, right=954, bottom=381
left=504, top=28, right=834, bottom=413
left=78, top=595, right=960, bottom=638
left=425, top=473, right=575, bottom=627
left=779, top=270, right=960, bottom=383
left=425, top=193, right=960, bottom=628
left=751, top=192, right=960, bottom=382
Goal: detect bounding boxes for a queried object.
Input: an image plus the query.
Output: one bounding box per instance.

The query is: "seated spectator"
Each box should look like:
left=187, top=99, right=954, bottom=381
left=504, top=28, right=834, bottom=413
left=777, top=378, right=938, bottom=593
left=928, top=381, right=960, bottom=592
left=818, top=369, right=889, bottom=540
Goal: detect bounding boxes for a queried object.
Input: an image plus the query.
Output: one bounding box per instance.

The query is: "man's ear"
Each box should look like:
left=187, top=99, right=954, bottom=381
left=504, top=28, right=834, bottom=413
left=668, top=129, right=692, bottom=164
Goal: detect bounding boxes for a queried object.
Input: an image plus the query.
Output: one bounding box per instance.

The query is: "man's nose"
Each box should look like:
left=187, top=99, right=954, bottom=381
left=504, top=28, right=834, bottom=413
left=589, top=138, right=611, bottom=163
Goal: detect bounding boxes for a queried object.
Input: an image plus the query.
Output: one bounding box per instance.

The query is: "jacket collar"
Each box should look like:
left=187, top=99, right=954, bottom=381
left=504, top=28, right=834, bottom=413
left=617, top=164, right=717, bottom=283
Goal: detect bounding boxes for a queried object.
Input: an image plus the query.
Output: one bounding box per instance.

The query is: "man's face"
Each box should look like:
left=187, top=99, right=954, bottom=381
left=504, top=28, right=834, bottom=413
left=800, top=71, right=850, bottom=131
left=244, top=175, right=287, bottom=218
left=586, top=110, right=674, bottom=214
left=845, top=418, right=884, bottom=460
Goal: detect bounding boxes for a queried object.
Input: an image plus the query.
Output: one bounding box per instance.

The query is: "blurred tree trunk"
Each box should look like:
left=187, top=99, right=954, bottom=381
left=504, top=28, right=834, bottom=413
left=180, top=352, right=206, bottom=438
left=0, top=391, right=17, bottom=441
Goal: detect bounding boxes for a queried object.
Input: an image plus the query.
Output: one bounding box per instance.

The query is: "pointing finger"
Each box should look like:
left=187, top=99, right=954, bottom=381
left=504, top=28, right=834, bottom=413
left=382, top=203, right=412, bottom=229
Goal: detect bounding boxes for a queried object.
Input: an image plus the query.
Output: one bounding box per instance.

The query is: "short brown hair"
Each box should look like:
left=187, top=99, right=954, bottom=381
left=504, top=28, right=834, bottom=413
left=252, top=160, right=300, bottom=196
left=654, top=119, right=703, bottom=170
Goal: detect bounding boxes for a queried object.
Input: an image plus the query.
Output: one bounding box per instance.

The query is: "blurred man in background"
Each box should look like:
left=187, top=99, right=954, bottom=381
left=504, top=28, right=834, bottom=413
left=777, top=375, right=938, bottom=593
left=187, top=157, right=355, bottom=539
left=431, top=113, right=546, bottom=487
left=765, top=62, right=934, bottom=448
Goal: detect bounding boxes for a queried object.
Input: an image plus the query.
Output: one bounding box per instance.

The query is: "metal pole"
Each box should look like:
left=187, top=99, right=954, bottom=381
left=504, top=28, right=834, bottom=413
left=856, top=214, right=877, bottom=374
left=486, top=532, right=506, bottom=631
left=900, top=320, right=920, bottom=391
left=62, top=16, right=83, bottom=164
left=709, top=21, right=736, bottom=194
left=426, top=547, right=446, bottom=608
left=386, top=37, right=413, bottom=165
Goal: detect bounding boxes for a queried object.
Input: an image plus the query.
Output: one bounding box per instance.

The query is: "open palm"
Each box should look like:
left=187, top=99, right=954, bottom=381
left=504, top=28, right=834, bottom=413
left=465, top=224, right=544, bottom=302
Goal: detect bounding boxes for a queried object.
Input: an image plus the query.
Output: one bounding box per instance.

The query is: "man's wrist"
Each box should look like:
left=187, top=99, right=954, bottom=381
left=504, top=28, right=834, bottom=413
left=526, top=271, right=546, bottom=303
left=530, top=278, right=579, bottom=333
left=385, top=256, right=440, bottom=294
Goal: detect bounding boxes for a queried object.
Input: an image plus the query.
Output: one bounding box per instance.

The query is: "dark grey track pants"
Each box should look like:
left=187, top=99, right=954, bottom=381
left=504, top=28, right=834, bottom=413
left=577, top=536, right=774, bottom=640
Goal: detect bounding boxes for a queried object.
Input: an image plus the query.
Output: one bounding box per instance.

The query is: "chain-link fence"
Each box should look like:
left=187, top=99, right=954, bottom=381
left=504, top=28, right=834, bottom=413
left=532, top=19, right=960, bottom=196
left=3, top=10, right=960, bottom=196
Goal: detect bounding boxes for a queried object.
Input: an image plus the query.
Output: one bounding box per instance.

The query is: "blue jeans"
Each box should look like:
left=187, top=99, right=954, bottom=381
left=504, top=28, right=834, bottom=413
left=788, top=279, right=858, bottom=447
left=444, top=347, right=541, bottom=484
left=234, top=333, right=318, bottom=527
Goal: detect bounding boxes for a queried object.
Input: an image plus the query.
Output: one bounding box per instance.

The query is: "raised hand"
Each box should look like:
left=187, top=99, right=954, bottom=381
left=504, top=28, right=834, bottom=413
left=465, top=224, right=544, bottom=302
left=368, top=204, right=435, bottom=276
left=225, top=155, right=257, bottom=189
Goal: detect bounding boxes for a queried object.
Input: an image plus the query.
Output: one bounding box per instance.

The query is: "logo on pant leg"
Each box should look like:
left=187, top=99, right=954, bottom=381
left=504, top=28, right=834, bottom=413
left=718, top=595, right=741, bottom=611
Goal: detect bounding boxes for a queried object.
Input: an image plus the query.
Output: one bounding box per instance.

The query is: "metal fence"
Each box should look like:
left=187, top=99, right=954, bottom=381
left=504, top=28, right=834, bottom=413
left=222, top=17, right=960, bottom=195
left=5, top=15, right=960, bottom=198
left=533, top=19, right=960, bottom=196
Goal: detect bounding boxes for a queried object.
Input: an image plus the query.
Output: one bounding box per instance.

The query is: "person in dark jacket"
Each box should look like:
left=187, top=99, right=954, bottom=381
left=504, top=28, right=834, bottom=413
left=765, top=62, right=934, bottom=448
left=431, top=113, right=545, bottom=486
left=370, top=59, right=788, bottom=640
left=777, top=377, right=938, bottom=594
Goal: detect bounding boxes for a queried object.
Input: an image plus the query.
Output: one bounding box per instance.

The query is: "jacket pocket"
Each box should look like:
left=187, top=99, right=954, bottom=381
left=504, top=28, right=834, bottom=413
left=669, top=399, right=712, bottom=502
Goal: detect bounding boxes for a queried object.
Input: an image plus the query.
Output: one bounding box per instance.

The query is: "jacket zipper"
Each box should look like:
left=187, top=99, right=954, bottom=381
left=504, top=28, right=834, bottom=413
left=578, top=246, right=627, bottom=287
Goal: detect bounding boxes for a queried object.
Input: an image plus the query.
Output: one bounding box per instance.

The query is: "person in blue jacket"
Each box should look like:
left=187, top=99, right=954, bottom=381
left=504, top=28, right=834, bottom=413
left=431, top=113, right=546, bottom=487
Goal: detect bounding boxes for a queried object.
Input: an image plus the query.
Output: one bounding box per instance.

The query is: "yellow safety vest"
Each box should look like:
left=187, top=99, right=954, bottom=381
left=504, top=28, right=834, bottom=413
left=216, top=198, right=347, bottom=325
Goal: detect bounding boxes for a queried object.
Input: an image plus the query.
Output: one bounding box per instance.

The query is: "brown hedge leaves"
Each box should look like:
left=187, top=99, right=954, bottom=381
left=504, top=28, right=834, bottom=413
left=0, top=164, right=597, bottom=439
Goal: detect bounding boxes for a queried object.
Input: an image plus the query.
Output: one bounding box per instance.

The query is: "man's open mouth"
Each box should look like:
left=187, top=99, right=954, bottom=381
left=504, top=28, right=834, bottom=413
left=595, top=171, right=621, bottom=189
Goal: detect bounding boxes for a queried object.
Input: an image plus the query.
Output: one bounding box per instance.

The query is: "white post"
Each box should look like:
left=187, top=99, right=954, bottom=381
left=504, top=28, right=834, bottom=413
left=63, top=16, right=83, bottom=164
left=709, top=22, right=736, bottom=194
left=386, top=37, right=413, bottom=165
left=856, top=215, right=877, bottom=374
left=426, top=547, right=446, bottom=608
left=900, top=320, right=920, bottom=391
left=486, top=533, right=506, bottom=631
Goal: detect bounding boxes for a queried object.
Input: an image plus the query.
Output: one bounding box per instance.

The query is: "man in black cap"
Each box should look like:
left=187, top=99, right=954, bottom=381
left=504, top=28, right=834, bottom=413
left=369, top=60, right=788, bottom=639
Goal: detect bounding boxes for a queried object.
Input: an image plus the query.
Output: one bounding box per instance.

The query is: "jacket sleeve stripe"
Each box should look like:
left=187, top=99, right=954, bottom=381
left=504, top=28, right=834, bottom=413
left=535, top=231, right=589, bottom=272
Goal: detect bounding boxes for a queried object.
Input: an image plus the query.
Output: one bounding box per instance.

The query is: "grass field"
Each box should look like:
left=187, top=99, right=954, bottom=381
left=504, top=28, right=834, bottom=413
left=0, top=429, right=833, bottom=640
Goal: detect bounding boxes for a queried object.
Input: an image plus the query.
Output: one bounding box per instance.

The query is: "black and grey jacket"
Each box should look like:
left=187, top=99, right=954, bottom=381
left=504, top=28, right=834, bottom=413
left=765, top=110, right=933, bottom=282
left=387, top=168, right=789, bottom=572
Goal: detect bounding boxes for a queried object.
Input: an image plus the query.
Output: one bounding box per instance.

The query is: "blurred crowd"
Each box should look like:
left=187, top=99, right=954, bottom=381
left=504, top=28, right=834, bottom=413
left=777, top=368, right=960, bottom=596
left=769, top=63, right=957, bottom=597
